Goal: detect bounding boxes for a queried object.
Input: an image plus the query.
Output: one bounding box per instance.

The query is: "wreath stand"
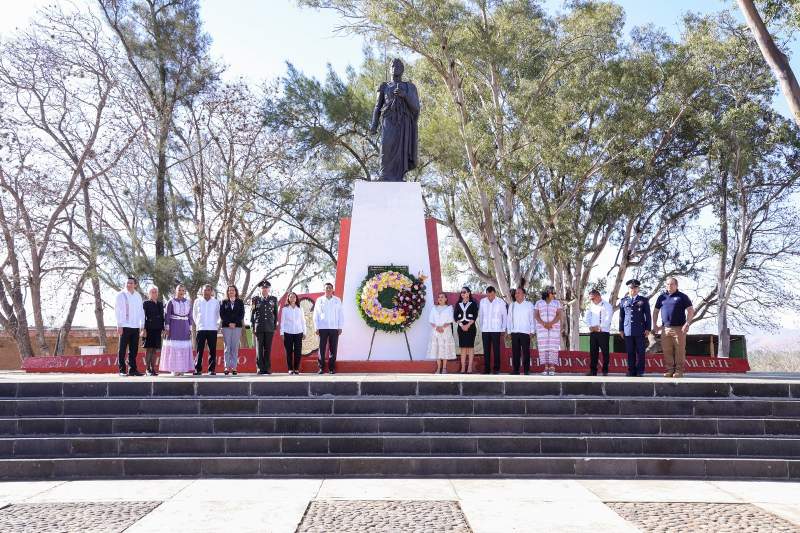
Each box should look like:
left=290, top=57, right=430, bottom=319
left=367, top=328, right=413, bottom=360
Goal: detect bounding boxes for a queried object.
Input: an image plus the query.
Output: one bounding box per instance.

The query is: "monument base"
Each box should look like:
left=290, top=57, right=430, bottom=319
left=336, top=181, right=440, bottom=361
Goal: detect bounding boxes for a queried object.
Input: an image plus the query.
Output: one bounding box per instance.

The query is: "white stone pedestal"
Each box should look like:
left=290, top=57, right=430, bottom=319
left=338, top=182, right=434, bottom=360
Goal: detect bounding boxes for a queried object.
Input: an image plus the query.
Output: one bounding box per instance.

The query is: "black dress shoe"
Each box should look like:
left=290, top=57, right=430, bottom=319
left=318, top=369, right=325, bottom=375
left=193, top=371, right=202, bottom=376
left=118, top=371, right=127, bottom=376
left=256, top=371, right=267, bottom=375
left=207, top=371, right=216, bottom=376
left=128, top=370, right=143, bottom=377
left=232, top=370, right=238, bottom=376
left=329, top=369, right=336, bottom=375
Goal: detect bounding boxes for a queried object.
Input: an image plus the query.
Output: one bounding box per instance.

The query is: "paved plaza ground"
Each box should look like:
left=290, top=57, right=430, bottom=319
left=0, top=478, right=799, bottom=532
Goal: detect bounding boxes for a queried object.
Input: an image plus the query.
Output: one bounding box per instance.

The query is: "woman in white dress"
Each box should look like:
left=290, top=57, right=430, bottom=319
left=427, top=292, right=456, bottom=374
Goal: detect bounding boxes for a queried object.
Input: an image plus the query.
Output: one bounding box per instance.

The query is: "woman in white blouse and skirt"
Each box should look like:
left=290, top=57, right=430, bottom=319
left=427, top=292, right=456, bottom=374
left=280, top=292, right=306, bottom=375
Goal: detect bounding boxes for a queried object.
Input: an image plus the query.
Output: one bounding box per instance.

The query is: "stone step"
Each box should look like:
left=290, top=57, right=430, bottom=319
left=2, top=396, right=798, bottom=417
left=3, top=415, right=798, bottom=437
left=0, top=455, right=797, bottom=480
left=3, top=379, right=798, bottom=399
left=3, top=434, right=799, bottom=458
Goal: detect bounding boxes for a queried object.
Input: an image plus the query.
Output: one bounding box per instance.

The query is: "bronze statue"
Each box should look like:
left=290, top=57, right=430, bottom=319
left=369, top=58, right=419, bottom=182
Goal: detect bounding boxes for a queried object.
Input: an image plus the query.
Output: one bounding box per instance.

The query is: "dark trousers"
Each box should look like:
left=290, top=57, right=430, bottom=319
left=284, top=333, right=303, bottom=372
left=510, top=333, right=531, bottom=374
left=195, top=330, right=217, bottom=373
left=255, top=330, right=274, bottom=373
left=589, top=331, right=611, bottom=375
left=625, top=335, right=647, bottom=376
left=318, top=329, right=339, bottom=371
left=482, top=332, right=502, bottom=373
left=117, top=327, right=139, bottom=373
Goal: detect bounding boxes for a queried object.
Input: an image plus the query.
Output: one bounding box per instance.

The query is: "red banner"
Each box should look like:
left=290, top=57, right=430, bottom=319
left=21, top=349, right=749, bottom=374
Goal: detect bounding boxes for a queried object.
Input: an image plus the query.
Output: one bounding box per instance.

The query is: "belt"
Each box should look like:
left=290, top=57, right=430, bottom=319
left=171, top=315, right=189, bottom=321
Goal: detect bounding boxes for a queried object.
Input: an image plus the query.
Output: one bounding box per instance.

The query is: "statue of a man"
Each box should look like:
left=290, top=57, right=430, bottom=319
left=369, top=58, right=419, bottom=182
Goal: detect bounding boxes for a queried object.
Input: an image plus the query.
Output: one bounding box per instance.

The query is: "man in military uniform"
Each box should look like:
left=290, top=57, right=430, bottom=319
left=251, top=280, right=278, bottom=375
left=618, top=279, right=651, bottom=377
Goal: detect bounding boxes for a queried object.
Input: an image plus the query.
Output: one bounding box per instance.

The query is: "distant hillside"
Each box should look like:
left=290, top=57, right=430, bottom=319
left=747, top=329, right=800, bottom=352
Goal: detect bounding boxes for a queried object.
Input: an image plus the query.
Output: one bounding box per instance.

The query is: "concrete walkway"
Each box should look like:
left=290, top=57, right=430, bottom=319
left=0, top=478, right=799, bottom=532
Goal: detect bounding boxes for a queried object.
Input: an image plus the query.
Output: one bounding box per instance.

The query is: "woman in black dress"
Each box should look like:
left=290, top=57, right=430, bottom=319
left=453, top=286, right=479, bottom=373
left=142, top=286, right=165, bottom=376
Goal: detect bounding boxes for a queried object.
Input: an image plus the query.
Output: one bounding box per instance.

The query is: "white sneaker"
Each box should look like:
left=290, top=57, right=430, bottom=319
left=541, top=370, right=549, bottom=376
left=548, top=369, right=556, bottom=376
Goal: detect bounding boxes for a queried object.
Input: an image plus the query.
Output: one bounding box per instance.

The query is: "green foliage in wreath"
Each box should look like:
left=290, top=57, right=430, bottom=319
left=355, top=269, right=428, bottom=333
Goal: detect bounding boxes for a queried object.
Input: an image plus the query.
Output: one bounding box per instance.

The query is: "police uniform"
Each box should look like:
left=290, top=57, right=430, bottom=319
left=251, top=283, right=278, bottom=374
left=619, top=279, right=651, bottom=376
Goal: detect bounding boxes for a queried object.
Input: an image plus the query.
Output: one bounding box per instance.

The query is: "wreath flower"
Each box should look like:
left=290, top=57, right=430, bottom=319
left=356, top=270, right=428, bottom=333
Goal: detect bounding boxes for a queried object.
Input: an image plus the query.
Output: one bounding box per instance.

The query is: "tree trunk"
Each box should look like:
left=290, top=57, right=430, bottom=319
left=28, top=277, right=49, bottom=355
left=82, top=184, right=107, bottom=347
left=717, top=172, right=731, bottom=358
left=737, top=0, right=800, bottom=126
left=155, top=127, right=169, bottom=262
left=54, top=275, right=87, bottom=356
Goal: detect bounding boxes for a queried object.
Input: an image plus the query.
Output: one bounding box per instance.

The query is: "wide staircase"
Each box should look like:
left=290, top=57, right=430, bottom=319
left=0, top=377, right=798, bottom=479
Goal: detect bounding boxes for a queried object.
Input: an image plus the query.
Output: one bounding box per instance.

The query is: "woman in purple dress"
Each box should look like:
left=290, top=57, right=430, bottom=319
left=160, top=284, right=195, bottom=375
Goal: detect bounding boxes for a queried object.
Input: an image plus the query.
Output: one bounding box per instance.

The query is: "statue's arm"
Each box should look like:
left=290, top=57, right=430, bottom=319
left=369, top=83, right=386, bottom=133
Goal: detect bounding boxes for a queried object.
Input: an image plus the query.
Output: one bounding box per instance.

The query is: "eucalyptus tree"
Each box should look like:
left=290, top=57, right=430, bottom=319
left=737, top=0, right=800, bottom=125
left=684, top=13, right=800, bottom=355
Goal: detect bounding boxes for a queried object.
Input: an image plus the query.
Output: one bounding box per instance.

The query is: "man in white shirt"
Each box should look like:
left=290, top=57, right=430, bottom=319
left=313, top=282, right=343, bottom=374
left=478, top=286, right=507, bottom=374
left=506, top=286, right=535, bottom=375
left=193, top=284, right=220, bottom=375
left=114, top=276, right=144, bottom=376
left=584, top=289, right=614, bottom=376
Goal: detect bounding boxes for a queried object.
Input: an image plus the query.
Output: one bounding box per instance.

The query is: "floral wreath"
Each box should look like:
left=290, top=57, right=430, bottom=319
left=356, top=269, right=428, bottom=333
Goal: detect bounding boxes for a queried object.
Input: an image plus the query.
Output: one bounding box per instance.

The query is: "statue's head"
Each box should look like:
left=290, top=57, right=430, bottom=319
left=391, top=58, right=405, bottom=78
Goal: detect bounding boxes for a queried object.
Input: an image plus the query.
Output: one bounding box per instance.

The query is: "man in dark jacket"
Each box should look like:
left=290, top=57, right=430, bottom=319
left=251, top=280, right=278, bottom=375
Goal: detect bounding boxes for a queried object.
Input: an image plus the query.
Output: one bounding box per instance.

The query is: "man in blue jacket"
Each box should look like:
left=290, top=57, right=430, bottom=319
left=618, top=279, right=651, bottom=377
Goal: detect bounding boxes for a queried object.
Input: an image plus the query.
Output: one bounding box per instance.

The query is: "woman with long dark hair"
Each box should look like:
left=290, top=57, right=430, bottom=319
left=280, top=291, right=306, bottom=374
left=220, top=285, right=245, bottom=376
left=453, top=286, right=479, bottom=373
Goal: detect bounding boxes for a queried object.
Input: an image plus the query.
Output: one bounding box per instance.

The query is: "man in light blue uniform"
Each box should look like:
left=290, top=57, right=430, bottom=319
left=618, top=279, right=651, bottom=377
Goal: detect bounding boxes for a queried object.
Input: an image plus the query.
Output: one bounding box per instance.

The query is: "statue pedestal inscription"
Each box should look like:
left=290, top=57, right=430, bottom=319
left=337, top=181, right=435, bottom=360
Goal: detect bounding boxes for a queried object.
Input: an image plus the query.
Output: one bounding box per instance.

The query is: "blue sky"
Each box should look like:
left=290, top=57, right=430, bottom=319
left=2, top=1, right=798, bottom=119
left=196, top=0, right=799, bottom=119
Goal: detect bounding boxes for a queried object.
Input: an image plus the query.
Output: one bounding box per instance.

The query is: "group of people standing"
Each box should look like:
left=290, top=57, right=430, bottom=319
left=115, top=274, right=695, bottom=378
left=426, top=277, right=695, bottom=377
left=114, top=277, right=343, bottom=377
left=427, top=285, right=563, bottom=375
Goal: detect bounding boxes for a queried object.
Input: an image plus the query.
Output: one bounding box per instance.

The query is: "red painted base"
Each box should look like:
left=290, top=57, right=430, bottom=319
left=21, top=349, right=749, bottom=374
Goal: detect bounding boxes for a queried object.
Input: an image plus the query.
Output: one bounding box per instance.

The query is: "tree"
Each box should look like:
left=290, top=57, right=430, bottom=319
left=0, top=5, right=136, bottom=358
left=685, top=13, right=800, bottom=355
left=98, top=0, right=218, bottom=289
left=737, top=0, right=800, bottom=126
